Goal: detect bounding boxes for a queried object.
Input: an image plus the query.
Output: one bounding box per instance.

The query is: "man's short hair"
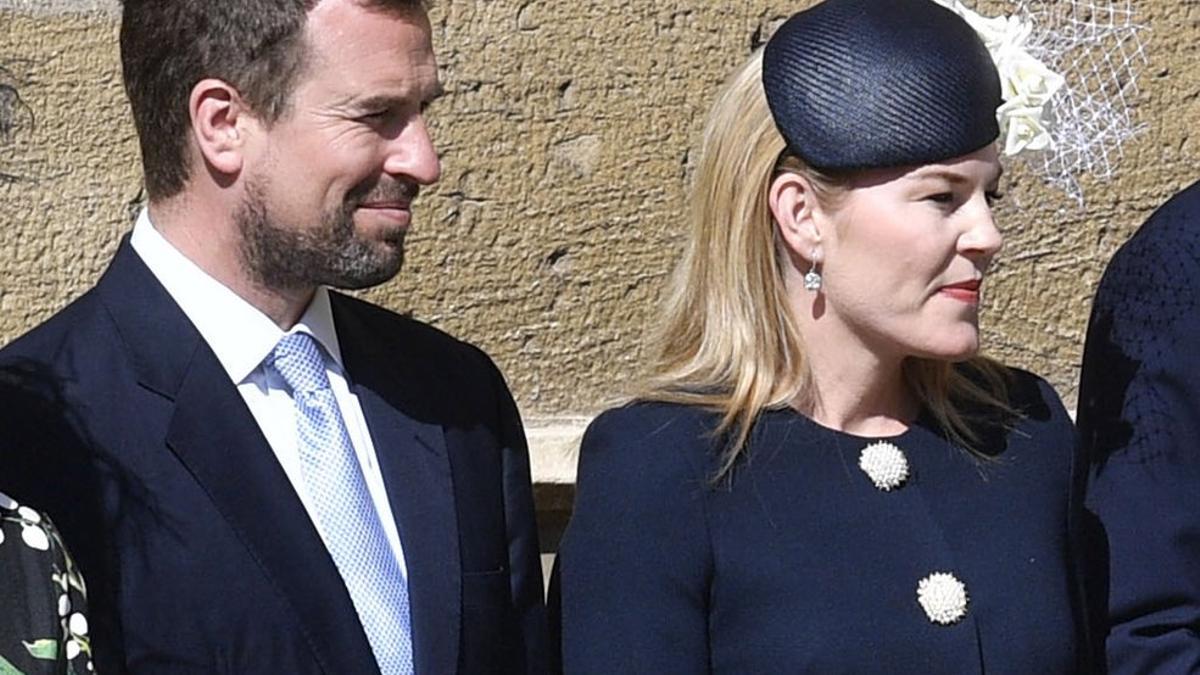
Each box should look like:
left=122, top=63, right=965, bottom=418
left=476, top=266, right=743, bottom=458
left=120, top=0, right=427, bottom=200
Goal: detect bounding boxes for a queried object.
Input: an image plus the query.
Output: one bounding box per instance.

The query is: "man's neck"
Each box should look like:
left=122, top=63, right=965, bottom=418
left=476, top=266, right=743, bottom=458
left=147, top=199, right=315, bottom=330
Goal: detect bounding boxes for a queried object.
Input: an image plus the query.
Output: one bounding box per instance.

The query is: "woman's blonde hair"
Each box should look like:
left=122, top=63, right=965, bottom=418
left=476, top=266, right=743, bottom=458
left=637, top=49, right=1014, bottom=480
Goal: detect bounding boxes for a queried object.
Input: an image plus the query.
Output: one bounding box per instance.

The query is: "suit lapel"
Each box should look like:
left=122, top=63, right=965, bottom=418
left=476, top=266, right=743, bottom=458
left=333, top=297, right=462, bottom=675
left=98, top=241, right=380, bottom=674
left=164, top=355, right=381, bottom=675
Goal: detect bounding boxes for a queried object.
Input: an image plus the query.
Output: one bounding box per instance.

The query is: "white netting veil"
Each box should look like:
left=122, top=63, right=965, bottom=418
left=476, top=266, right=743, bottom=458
left=1013, top=0, right=1148, bottom=201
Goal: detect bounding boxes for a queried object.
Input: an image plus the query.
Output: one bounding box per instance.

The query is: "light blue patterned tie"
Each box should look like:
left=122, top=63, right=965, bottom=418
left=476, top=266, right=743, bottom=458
left=269, top=332, right=414, bottom=675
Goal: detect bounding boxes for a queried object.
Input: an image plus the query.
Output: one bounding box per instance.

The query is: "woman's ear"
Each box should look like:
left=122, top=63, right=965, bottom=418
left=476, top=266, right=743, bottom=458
left=188, top=78, right=251, bottom=178
left=769, top=170, right=824, bottom=269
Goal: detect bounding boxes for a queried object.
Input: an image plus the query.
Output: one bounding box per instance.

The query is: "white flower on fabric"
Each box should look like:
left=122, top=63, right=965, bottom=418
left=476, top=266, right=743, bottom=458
left=917, top=572, right=969, bottom=625
left=21, top=524, right=50, bottom=551
left=17, top=506, right=41, bottom=523
left=58, top=593, right=71, bottom=617
left=66, top=639, right=81, bottom=660
left=933, top=0, right=1065, bottom=156
left=69, top=612, right=89, bottom=637
left=858, top=441, right=910, bottom=491
left=0, top=491, right=18, bottom=511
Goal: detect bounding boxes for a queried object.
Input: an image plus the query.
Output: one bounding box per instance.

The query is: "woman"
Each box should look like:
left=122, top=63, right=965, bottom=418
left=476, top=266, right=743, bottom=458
left=0, top=492, right=93, bottom=674
left=553, top=0, right=1095, bottom=672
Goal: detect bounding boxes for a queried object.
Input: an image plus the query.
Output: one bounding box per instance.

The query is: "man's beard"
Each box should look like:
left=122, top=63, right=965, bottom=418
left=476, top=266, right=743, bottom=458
left=236, top=176, right=415, bottom=292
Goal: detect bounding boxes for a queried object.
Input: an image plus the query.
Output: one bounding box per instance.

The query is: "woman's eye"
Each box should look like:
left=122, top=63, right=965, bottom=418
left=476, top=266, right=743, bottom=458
left=986, top=190, right=1005, bottom=207
left=924, top=192, right=955, bottom=204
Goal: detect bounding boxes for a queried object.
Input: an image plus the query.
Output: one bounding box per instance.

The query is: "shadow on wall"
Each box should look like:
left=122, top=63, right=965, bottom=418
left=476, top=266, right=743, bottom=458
left=1, top=65, right=34, bottom=184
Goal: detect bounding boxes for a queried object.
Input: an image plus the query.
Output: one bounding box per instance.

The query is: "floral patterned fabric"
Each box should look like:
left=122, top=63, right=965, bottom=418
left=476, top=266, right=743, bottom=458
left=0, top=492, right=92, bottom=674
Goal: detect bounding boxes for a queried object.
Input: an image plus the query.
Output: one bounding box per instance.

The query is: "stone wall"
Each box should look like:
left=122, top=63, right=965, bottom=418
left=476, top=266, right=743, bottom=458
left=2, top=2, right=1198, bottom=535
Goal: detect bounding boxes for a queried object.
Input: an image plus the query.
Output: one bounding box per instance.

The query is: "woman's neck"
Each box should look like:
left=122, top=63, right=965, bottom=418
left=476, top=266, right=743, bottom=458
left=792, top=290, right=918, bottom=436
left=802, top=352, right=917, bottom=437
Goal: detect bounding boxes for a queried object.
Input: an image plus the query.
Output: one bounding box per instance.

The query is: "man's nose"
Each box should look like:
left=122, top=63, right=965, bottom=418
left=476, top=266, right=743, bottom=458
left=383, top=115, right=441, bottom=186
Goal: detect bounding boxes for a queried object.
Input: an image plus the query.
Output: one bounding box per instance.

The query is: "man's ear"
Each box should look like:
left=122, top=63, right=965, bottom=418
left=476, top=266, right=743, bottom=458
left=769, top=170, right=824, bottom=270
left=188, top=78, right=252, bottom=178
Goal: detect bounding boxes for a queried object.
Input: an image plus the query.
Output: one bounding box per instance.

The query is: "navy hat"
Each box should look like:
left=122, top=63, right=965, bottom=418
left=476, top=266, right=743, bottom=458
left=763, top=0, right=1002, bottom=171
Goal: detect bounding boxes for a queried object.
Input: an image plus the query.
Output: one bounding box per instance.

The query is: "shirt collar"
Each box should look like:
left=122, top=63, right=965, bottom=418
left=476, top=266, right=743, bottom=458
left=129, top=208, right=344, bottom=384
left=294, top=286, right=345, bottom=372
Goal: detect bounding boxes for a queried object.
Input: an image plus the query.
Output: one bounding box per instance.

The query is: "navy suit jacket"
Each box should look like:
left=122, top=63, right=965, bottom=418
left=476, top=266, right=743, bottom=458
left=0, top=238, right=548, bottom=674
left=1078, top=180, right=1200, bottom=673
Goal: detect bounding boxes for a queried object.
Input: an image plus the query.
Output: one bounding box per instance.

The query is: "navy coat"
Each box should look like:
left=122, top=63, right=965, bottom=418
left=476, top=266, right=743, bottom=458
left=553, top=369, right=1094, bottom=673
left=1078, top=180, right=1200, bottom=673
left=0, top=239, right=548, bottom=674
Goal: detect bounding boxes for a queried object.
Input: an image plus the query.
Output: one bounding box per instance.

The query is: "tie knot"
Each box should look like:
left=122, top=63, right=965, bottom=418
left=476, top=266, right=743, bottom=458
left=270, top=332, right=331, bottom=395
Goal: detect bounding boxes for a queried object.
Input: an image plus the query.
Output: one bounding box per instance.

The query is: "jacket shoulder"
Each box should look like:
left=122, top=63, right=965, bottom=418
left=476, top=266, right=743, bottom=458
left=588, top=401, right=718, bottom=445
left=1121, top=180, right=1200, bottom=254
left=580, top=401, right=720, bottom=480
left=329, top=292, right=498, bottom=375
left=1097, top=180, right=1200, bottom=304
left=1005, top=367, right=1071, bottom=425
left=0, top=288, right=113, bottom=366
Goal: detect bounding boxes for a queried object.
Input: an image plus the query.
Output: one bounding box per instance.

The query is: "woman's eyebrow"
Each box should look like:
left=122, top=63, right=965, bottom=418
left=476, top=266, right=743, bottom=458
left=909, top=166, right=1004, bottom=185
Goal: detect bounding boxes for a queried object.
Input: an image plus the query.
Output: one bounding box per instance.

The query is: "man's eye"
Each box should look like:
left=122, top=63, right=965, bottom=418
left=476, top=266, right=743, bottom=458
left=986, top=190, right=1005, bottom=207
left=924, top=192, right=954, bottom=204
left=360, top=110, right=390, bottom=122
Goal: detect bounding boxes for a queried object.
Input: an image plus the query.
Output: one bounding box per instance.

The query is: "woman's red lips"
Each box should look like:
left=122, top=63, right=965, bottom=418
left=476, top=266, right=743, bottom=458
left=939, top=279, right=982, bottom=302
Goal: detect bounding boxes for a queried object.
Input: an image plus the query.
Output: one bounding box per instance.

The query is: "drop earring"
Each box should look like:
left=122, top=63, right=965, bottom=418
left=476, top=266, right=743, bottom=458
left=804, top=251, right=822, bottom=292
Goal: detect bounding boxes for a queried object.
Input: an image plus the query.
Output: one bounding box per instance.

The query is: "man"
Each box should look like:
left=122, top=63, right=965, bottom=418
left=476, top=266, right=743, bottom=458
left=1078, top=180, right=1200, bottom=672
left=0, top=1, right=548, bottom=673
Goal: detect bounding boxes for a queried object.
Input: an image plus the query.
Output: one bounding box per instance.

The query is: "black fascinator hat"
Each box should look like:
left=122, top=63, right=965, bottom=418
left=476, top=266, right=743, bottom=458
left=763, top=0, right=1002, bottom=171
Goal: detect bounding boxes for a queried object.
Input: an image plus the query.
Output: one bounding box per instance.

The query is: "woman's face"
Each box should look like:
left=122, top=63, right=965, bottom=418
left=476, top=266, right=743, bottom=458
left=815, top=144, right=1004, bottom=363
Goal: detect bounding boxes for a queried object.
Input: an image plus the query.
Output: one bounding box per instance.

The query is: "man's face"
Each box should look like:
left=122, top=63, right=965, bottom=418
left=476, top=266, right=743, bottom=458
left=237, top=0, right=442, bottom=292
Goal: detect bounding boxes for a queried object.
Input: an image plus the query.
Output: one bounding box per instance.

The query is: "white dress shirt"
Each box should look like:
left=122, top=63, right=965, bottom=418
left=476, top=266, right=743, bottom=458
left=130, top=209, right=408, bottom=578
